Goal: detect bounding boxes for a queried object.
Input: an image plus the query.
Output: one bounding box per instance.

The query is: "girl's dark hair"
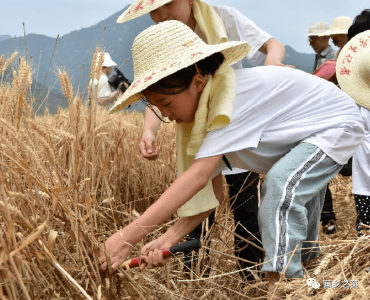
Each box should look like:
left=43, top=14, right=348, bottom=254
left=348, top=9, right=370, bottom=40
left=146, top=52, right=225, bottom=95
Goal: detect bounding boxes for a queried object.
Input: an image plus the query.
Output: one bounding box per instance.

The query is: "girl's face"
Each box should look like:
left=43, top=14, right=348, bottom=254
left=150, top=0, right=196, bottom=30
left=142, top=74, right=206, bottom=124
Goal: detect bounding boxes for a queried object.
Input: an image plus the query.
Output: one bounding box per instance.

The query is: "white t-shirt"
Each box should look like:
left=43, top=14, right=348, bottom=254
left=194, top=5, right=271, bottom=69
left=352, top=105, right=370, bottom=196
left=194, top=5, right=272, bottom=175
left=195, top=66, right=364, bottom=178
left=89, top=73, right=115, bottom=110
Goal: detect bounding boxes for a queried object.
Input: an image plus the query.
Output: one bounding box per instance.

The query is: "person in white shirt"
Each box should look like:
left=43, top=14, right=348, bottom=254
left=116, top=0, right=291, bottom=280
left=337, top=14, right=370, bottom=236
left=89, top=52, right=120, bottom=110
left=99, top=21, right=364, bottom=299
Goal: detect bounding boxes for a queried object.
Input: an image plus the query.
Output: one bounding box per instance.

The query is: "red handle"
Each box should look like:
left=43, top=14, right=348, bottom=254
left=121, top=249, right=171, bottom=269
left=120, top=239, right=201, bottom=270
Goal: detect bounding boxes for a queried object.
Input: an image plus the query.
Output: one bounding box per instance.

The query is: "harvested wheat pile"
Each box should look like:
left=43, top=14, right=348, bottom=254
left=0, top=52, right=369, bottom=299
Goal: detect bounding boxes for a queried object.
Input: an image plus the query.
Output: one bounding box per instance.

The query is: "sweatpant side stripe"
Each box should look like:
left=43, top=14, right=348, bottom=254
left=272, top=148, right=326, bottom=273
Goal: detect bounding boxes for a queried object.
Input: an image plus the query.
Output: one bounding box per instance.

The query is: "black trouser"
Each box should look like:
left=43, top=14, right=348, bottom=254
left=226, top=171, right=263, bottom=281
left=320, top=184, right=336, bottom=227
left=184, top=171, right=263, bottom=282
left=320, top=158, right=353, bottom=227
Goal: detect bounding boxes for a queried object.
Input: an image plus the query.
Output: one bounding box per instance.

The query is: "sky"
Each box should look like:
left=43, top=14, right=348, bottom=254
left=1, top=0, right=369, bottom=54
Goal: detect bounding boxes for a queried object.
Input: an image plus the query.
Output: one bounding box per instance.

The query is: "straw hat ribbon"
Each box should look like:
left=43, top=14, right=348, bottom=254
left=336, top=30, right=370, bottom=110
left=109, top=20, right=250, bottom=113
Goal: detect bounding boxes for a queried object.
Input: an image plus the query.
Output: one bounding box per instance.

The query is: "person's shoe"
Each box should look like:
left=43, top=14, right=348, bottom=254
left=325, top=225, right=337, bottom=235
left=357, top=231, right=370, bottom=238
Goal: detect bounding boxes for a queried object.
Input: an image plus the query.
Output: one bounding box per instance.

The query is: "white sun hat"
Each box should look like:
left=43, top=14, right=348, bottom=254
left=109, top=20, right=251, bottom=113
left=117, top=0, right=172, bottom=23
left=319, top=16, right=352, bottom=37
left=96, top=52, right=117, bottom=67
left=303, top=22, right=330, bottom=37
left=336, top=30, right=370, bottom=110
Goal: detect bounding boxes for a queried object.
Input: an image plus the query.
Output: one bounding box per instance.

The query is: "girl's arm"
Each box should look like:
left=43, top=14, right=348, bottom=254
left=139, top=208, right=215, bottom=269
left=259, top=38, right=293, bottom=67
left=138, top=173, right=224, bottom=269
left=142, top=174, right=224, bottom=251
left=139, top=107, right=162, bottom=160
left=98, top=155, right=223, bottom=271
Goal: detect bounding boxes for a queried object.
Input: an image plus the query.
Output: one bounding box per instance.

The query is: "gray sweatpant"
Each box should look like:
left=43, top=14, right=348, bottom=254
left=258, top=142, right=342, bottom=278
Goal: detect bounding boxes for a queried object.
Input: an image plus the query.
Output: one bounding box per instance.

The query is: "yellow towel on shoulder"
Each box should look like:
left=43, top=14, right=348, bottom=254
left=176, top=1, right=235, bottom=217
left=192, top=0, right=228, bottom=45
left=177, top=64, right=236, bottom=217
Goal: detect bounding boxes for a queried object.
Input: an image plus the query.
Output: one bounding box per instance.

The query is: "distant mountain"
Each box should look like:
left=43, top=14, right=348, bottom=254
left=0, top=5, right=153, bottom=88
left=243, top=45, right=315, bottom=72
left=0, top=5, right=152, bottom=114
left=0, top=35, right=12, bottom=42
left=0, top=7, right=316, bottom=114
left=283, top=45, right=315, bottom=73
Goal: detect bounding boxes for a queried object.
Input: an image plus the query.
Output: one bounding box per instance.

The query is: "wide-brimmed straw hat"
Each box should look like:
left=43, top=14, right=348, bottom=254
left=319, top=16, right=352, bottom=36
left=117, top=0, right=172, bottom=23
left=303, top=22, right=330, bottom=37
left=336, top=30, right=370, bottom=110
left=109, top=20, right=250, bottom=112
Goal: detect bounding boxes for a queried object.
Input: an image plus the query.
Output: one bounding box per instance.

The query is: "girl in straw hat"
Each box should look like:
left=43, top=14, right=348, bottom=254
left=118, top=0, right=289, bottom=280
left=99, top=20, right=364, bottom=299
left=337, top=15, right=370, bottom=236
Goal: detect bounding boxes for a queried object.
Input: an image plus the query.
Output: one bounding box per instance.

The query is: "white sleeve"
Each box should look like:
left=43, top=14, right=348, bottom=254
left=212, top=5, right=272, bottom=67
left=96, top=75, right=113, bottom=98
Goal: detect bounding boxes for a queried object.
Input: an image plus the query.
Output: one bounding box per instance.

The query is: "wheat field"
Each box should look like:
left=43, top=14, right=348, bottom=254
left=0, top=52, right=369, bottom=300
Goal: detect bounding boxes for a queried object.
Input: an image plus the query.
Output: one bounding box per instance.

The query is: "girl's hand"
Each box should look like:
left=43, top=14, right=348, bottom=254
left=139, top=131, right=160, bottom=160
left=139, top=249, right=170, bottom=270
left=274, top=63, right=296, bottom=68
left=139, top=240, right=173, bottom=270
left=98, top=230, right=134, bottom=272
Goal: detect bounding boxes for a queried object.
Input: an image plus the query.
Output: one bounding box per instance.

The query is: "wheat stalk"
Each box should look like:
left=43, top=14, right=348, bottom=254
left=58, top=69, right=74, bottom=102
left=1, top=52, right=18, bottom=74
left=0, top=54, right=369, bottom=299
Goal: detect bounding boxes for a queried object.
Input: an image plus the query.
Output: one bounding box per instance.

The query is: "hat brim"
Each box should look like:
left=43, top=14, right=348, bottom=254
left=117, top=0, right=171, bottom=23
left=103, top=62, right=117, bottom=67
left=303, top=33, right=328, bottom=37
left=336, top=30, right=370, bottom=110
left=319, top=29, right=348, bottom=36
left=109, top=41, right=251, bottom=113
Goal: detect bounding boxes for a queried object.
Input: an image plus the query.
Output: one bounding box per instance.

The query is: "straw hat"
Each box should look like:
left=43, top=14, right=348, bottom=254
left=319, top=16, right=352, bottom=36
left=109, top=20, right=250, bottom=112
left=303, top=22, right=330, bottom=37
left=97, top=52, right=117, bottom=67
left=117, top=0, right=172, bottom=23
left=336, top=30, right=370, bottom=110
